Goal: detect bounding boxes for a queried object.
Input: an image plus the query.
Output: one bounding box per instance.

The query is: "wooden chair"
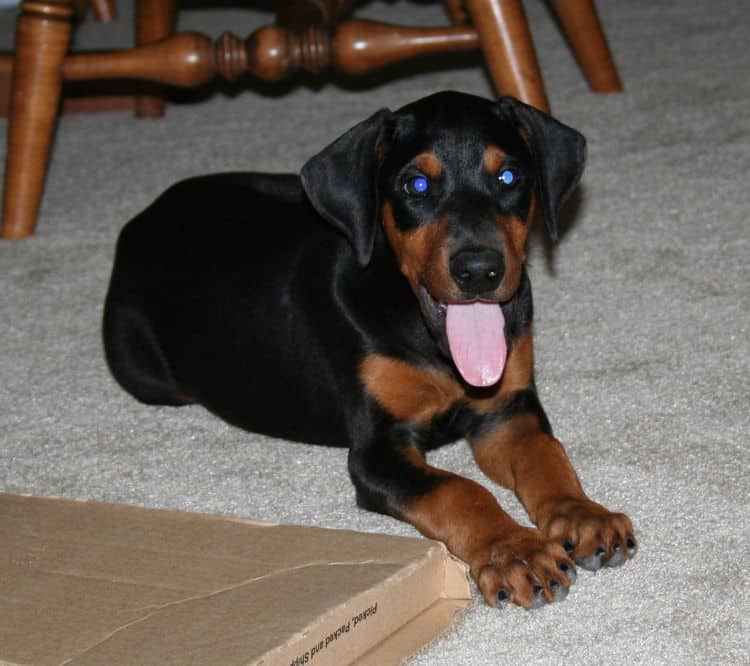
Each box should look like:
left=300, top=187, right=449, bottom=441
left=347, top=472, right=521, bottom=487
left=0, top=0, right=621, bottom=239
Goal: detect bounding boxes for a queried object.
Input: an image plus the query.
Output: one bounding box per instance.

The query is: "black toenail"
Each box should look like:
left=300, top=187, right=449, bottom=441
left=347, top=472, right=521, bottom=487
left=550, top=580, right=559, bottom=589
left=533, top=585, right=543, bottom=595
left=497, top=589, right=508, bottom=602
left=613, top=543, right=622, bottom=552
left=563, top=540, right=574, bottom=552
left=558, top=562, right=569, bottom=572
left=596, top=547, right=605, bottom=556
left=626, top=537, right=636, bottom=549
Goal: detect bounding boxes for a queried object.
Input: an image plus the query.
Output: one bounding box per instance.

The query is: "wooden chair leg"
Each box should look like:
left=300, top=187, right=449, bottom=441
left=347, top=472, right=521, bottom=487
left=134, top=0, right=176, bottom=118
left=1, top=1, right=75, bottom=240
left=463, top=0, right=549, bottom=112
left=548, top=0, right=622, bottom=92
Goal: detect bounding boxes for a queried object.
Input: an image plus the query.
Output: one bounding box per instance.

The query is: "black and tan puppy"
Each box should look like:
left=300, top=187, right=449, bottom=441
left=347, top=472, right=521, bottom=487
left=104, top=91, right=636, bottom=609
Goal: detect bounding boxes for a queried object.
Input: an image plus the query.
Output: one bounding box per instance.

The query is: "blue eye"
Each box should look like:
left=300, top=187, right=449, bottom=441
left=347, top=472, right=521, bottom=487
left=407, top=176, right=429, bottom=195
left=498, top=168, right=516, bottom=186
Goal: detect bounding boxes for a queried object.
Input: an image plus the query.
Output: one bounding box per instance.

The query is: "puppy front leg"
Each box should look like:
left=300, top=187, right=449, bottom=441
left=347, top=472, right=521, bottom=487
left=349, top=440, right=575, bottom=608
left=470, top=392, right=638, bottom=571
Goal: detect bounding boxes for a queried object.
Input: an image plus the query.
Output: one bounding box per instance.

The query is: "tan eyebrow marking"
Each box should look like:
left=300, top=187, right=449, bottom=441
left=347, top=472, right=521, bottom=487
left=415, top=151, right=443, bottom=179
left=483, top=145, right=507, bottom=174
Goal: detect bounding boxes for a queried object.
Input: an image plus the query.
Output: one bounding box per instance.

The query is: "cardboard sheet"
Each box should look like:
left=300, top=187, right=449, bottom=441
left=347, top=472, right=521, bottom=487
left=0, top=493, right=472, bottom=665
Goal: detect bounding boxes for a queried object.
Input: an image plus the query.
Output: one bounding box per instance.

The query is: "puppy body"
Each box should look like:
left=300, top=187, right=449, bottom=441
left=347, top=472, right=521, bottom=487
left=106, top=174, right=363, bottom=444
left=104, top=92, right=636, bottom=608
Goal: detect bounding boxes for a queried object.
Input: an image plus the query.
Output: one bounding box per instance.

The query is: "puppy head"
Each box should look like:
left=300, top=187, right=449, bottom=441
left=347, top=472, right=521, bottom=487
left=301, top=91, right=585, bottom=384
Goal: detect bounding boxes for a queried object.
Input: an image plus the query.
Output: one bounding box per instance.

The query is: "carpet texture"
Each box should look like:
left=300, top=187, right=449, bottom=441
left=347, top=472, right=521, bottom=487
left=1, top=1, right=748, bottom=664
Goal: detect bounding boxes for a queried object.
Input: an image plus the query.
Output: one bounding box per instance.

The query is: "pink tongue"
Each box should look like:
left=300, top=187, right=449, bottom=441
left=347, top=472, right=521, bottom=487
left=446, top=302, right=507, bottom=387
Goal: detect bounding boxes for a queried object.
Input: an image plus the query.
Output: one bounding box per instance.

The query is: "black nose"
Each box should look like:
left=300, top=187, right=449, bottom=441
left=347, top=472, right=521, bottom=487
left=449, top=248, right=504, bottom=294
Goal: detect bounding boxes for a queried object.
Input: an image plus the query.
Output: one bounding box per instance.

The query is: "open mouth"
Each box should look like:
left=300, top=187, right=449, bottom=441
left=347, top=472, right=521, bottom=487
left=418, top=285, right=508, bottom=388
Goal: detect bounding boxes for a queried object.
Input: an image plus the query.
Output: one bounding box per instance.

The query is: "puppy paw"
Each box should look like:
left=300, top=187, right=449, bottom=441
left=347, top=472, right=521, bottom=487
left=538, top=498, right=637, bottom=571
left=471, top=527, right=577, bottom=608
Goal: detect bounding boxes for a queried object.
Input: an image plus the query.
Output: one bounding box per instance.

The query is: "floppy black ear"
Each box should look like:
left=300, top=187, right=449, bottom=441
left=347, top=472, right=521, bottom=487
left=300, top=109, right=391, bottom=267
left=495, top=97, right=586, bottom=241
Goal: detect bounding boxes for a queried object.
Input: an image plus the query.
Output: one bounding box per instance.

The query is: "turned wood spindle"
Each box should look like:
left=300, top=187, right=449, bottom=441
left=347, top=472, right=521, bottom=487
left=230, top=19, right=479, bottom=82
left=61, top=19, right=479, bottom=87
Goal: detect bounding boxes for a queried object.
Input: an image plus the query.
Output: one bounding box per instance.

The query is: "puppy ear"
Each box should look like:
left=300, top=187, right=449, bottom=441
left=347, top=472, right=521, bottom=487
left=301, top=109, right=391, bottom=267
left=495, top=97, right=586, bottom=241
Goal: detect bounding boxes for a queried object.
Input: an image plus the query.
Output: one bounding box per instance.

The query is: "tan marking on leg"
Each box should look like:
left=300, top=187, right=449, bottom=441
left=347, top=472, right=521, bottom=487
left=400, top=455, right=518, bottom=565
left=470, top=414, right=585, bottom=522
left=471, top=412, right=540, bottom=488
